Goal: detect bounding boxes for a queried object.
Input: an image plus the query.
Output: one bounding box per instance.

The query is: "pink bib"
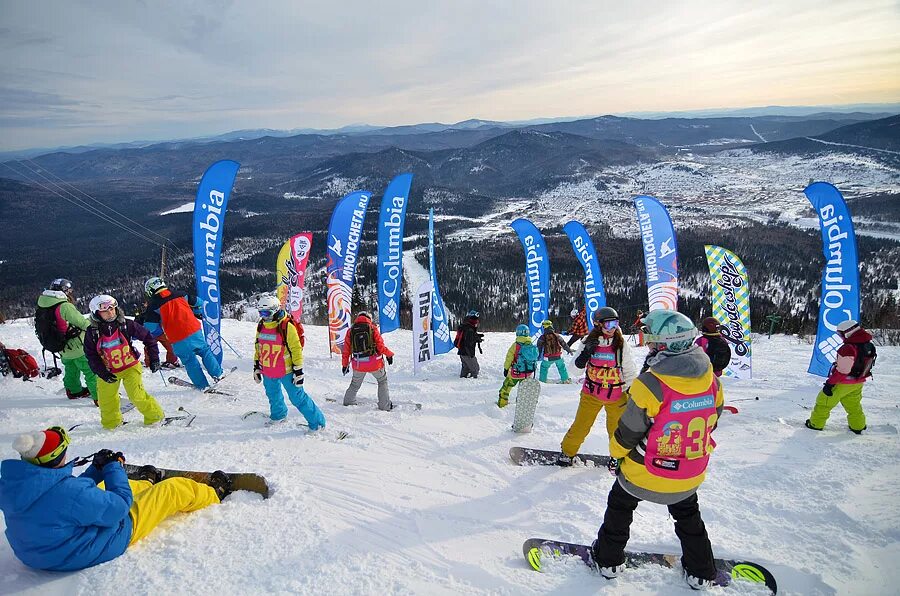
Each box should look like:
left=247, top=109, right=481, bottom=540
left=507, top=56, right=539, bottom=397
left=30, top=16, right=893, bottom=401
left=98, top=328, right=137, bottom=374
left=257, top=329, right=287, bottom=378
left=582, top=343, right=624, bottom=402
left=644, top=380, right=718, bottom=480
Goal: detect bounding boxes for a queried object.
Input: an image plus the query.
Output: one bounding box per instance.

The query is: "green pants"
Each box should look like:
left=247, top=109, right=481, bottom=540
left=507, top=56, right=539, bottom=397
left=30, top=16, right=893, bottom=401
left=62, top=355, right=98, bottom=398
left=808, top=383, right=866, bottom=431
left=98, top=364, right=164, bottom=429
left=498, top=376, right=523, bottom=407
left=539, top=359, right=569, bottom=382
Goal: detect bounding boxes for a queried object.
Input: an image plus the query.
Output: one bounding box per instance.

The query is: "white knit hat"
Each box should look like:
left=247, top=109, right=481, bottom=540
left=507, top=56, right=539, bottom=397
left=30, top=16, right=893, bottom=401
left=13, top=427, right=69, bottom=466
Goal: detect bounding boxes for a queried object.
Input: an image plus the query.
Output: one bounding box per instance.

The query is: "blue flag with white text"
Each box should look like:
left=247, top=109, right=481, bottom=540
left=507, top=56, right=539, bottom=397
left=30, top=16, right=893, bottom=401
left=377, top=173, right=413, bottom=333
left=633, top=195, right=678, bottom=311
left=563, top=221, right=606, bottom=331
left=510, top=218, right=550, bottom=336
left=429, top=208, right=453, bottom=354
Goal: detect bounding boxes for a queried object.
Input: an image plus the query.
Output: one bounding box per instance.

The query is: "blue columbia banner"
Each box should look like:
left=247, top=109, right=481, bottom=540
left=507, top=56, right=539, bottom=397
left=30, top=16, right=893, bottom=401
left=510, top=218, right=550, bottom=336
left=804, top=182, right=860, bottom=377
left=193, top=159, right=240, bottom=364
left=429, top=208, right=453, bottom=354
left=377, top=173, right=413, bottom=333
left=563, top=220, right=606, bottom=331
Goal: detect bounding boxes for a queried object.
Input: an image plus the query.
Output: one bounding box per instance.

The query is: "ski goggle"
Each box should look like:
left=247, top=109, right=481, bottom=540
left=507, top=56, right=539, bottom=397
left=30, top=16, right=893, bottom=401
left=30, top=426, right=70, bottom=465
left=258, top=308, right=277, bottom=319
left=600, top=319, right=619, bottom=330
left=97, top=299, right=117, bottom=312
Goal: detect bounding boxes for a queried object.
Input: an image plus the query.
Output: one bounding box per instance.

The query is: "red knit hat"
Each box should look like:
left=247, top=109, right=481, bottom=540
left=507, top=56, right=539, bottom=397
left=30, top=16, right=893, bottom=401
left=13, top=426, right=70, bottom=467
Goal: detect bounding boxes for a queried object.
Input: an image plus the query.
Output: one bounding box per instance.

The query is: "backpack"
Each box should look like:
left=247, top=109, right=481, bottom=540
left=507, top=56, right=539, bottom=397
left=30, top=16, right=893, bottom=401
left=350, top=322, right=376, bottom=357
left=4, top=348, right=39, bottom=380
left=850, top=342, right=877, bottom=378
left=512, top=342, right=539, bottom=374
left=35, top=304, right=79, bottom=353
left=705, top=336, right=732, bottom=373
left=543, top=332, right=561, bottom=356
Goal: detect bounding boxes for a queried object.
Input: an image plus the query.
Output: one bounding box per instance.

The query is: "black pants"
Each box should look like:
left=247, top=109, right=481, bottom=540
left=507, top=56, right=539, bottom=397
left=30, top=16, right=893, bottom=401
left=593, top=480, right=717, bottom=580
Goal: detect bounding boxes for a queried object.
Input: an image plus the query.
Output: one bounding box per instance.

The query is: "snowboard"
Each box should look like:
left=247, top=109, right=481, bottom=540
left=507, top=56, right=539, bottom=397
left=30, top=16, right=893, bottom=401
left=123, top=462, right=270, bottom=499
left=509, top=447, right=611, bottom=468
left=68, top=411, right=193, bottom=431
left=325, top=397, right=422, bottom=410
left=512, top=377, right=541, bottom=433
left=242, top=411, right=349, bottom=439
left=523, top=538, right=777, bottom=594
left=168, top=366, right=237, bottom=394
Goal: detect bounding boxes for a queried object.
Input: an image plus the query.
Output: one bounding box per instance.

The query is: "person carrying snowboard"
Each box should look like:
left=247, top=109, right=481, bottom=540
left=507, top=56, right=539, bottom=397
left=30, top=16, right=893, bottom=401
left=140, top=276, right=223, bottom=389
left=497, top=324, right=539, bottom=408
left=0, top=425, right=229, bottom=571
left=35, top=278, right=98, bottom=401
left=695, top=317, right=731, bottom=377
left=536, top=319, right=573, bottom=383
left=592, top=309, right=724, bottom=589
left=805, top=319, right=875, bottom=434
left=252, top=296, right=325, bottom=428
left=565, top=306, right=589, bottom=348
left=454, top=309, right=484, bottom=378
left=84, top=295, right=165, bottom=429
left=558, top=307, right=637, bottom=466
left=341, top=311, right=395, bottom=411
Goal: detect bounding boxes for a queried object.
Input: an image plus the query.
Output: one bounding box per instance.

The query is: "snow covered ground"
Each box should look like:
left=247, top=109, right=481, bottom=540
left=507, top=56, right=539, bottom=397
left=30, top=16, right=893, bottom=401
left=0, top=318, right=898, bottom=595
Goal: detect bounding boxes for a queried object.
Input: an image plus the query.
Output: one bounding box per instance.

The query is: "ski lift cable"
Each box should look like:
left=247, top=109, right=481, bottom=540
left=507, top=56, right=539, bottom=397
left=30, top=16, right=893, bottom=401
left=22, top=158, right=185, bottom=253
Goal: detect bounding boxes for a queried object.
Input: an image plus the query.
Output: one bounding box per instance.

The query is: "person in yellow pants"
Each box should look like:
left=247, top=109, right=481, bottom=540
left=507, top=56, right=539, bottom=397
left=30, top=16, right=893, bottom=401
left=84, top=295, right=165, bottom=429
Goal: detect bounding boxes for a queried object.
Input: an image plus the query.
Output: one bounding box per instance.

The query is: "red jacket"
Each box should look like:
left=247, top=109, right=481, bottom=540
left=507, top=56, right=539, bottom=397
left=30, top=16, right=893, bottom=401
left=341, top=314, right=395, bottom=372
left=827, top=329, right=873, bottom=385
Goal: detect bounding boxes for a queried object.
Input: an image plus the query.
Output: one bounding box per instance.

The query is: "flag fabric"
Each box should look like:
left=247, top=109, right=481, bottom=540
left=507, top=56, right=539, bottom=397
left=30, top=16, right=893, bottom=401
left=193, top=159, right=240, bottom=364
left=563, top=220, right=606, bottom=331
left=633, top=195, right=678, bottom=311
left=704, top=245, right=752, bottom=379
left=326, top=191, right=372, bottom=353
left=804, top=182, right=861, bottom=377
left=276, top=233, right=313, bottom=322
left=412, top=280, right=434, bottom=374
left=429, top=208, right=453, bottom=354
left=377, top=173, right=413, bottom=333
left=510, top=218, right=550, bottom=337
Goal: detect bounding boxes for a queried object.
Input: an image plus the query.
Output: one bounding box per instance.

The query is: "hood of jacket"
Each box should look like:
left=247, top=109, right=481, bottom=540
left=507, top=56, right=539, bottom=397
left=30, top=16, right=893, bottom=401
left=37, top=290, right=69, bottom=308
left=0, top=459, right=74, bottom=515
left=353, top=314, right=374, bottom=326
left=646, top=345, right=713, bottom=390
left=845, top=328, right=874, bottom=344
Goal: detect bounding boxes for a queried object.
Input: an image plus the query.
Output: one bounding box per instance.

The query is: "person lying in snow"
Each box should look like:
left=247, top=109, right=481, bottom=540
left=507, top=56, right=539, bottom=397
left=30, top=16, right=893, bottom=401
left=0, top=426, right=230, bottom=571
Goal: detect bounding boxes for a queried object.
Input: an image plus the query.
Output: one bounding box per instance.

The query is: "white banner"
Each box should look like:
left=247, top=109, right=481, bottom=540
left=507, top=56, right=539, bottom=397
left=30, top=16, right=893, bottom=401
left=413, top=280, right=434, bottom=375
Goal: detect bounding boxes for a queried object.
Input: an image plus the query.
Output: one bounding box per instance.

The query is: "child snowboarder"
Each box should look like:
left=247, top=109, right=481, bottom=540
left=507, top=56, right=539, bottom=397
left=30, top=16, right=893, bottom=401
left=0, top=425, right=228, bottom=571
left=805, top=319, right=875, bottom=434
left=558, top=307, right=637, bottom=465
left=83, top=295, right=165, bottom=429
left=591, top=309, right=724, bottom=589
left=695, top=317, right=731, bottom=377
left=454, top=309, right=484, bottom=378
left=34, top=278, right=98, bottom=401
left=341, top=311, right=395, bottom=411
left=536, top=319, right=573, bottom=383
left=565, top=306, right=588, bottom=348
left=253, top=296, right=325, bottom=428
left=141, top=276, right=223, bottom=389
left=497, top=324, right=539, bottom=408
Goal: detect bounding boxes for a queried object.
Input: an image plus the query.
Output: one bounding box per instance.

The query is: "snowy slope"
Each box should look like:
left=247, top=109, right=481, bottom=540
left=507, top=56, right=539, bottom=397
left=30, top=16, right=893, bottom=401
left=0, top=318, right=898, bottom=596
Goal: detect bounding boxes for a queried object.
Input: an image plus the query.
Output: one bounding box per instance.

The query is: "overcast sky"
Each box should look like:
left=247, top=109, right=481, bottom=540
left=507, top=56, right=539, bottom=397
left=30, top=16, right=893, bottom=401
left=1, top=0, right=898, bottom=151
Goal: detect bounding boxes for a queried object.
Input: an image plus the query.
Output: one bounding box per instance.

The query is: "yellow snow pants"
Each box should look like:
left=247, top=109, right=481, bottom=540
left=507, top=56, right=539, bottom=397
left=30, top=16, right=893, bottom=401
left=121, top=478, right=220, bottom=544
left=97, top=364, right=164, bottom=429
left=561, top=392, right=627, bottom=457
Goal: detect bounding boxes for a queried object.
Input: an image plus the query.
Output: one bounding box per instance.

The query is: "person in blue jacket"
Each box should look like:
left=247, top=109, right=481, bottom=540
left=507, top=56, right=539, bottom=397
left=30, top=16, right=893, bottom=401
left=0, top=426, right=230, bottom=571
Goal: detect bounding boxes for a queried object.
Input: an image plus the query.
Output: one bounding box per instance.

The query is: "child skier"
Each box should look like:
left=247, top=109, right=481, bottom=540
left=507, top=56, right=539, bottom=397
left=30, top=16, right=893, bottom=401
left=805, top=319, right=875, bottom=434
left=558, top=307, right=637, bottom=466
left=141, top=276, right=223, bottom=389
left=497, top=324, right=539, bottom=408
left=83, top=295, right=165, bottom=429
left=341, top=311, right=395, bottom=411
left=592, top=309, right=724, bottom=589
left=0, top=425, right=228, bottom=571
left=536, top=319, right=573, bottom=383
left=695, top=317, right=731, bottom=377
left=454, top=309, right=484, bottom=378
left=34, top=278, right=98, bottom=401
left=253, top=296, right=325, bottom=428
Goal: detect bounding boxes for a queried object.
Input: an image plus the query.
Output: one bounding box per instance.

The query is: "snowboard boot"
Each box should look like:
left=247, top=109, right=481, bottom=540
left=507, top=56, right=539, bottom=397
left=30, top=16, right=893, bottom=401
left=589, top=539, right=624, bottom=578
left=556, top=454, right=573, bottom=467
left=66, top=387, right=91, bottom=399
left=161, top=361, right=181, bottom=369
left=134, top=465, right=162, bottom=484
left=850, top=425, right=866, bottom=435
left=497, top=396, right=509, bottom=408
left=804, top=419, right=823, bottom=431
left=209, top=470, right=232, bottom=500
left=684, top=570, right=713, bottom=590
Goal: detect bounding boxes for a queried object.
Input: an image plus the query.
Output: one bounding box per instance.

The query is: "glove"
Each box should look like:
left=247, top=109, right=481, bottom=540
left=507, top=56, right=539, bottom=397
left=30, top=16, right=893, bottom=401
left=92, top=449, right=125, bottom=469
left=503, top=368, right=508, bottom=377
left=99, top=372, right=117, bottom=384
left=252, top=364, right=262, bottom=384
left=342, top=365, right=350, bottom=376
left=192, top=307, right=204, bottom=320
left=149, top=360, right=161, bottom=373
left=607, top=457, right=623, bottom=476
left=822, top=383, right=835, bottom=396
left=497, top=396, right=509, bottom=408
left=386, top=356, right=393, bottom=365
left=292, top=367, right=304, bottom=386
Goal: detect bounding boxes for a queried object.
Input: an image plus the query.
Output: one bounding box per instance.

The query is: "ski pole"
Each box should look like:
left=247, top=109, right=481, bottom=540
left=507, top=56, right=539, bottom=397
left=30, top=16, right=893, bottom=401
left=159, top=369, right=168, bottom=387
left=221, top=336, right=243, bottom=359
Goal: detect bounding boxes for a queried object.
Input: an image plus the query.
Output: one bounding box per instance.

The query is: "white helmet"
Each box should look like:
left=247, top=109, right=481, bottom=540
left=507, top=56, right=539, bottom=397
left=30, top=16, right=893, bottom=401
left=570, top=308, right=579, bottom=318
left=89, top=294, right=118, bottom=315
left=144, top=276, right=166, bottom=297
left=836, top=319, right=861, bottom=338
left=256, top=295, right=281, bottom=320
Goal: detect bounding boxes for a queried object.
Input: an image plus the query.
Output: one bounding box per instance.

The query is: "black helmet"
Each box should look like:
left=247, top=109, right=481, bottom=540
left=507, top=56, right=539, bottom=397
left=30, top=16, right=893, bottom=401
left=49, top=278, right=73, bottom=293
left=592, top=306, right=619, bottom=324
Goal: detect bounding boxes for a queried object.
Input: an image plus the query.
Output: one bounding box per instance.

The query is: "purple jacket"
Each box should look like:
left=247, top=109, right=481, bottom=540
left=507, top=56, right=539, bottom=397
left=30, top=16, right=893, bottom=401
left=83, top=312, right=159, bottom=376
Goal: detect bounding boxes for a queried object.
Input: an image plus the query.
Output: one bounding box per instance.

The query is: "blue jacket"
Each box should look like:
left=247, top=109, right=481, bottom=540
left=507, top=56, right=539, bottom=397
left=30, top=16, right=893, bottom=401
left=0, top=459, right=134, bottom=571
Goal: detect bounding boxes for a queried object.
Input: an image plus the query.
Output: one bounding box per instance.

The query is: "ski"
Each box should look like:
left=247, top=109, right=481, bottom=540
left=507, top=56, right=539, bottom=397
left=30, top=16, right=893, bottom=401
left=242, top=411, right=349, bottom=439
left=120, top=402, right=136, bottom=414
left=326, top=397, right=422, bottom=410
left=522, top=538, right=777, bottom=594
left=167, top=366, right=237, bottom=395
left=122, top=463, right=269, bottom=499
left=509, top=447, right=611, bottom=468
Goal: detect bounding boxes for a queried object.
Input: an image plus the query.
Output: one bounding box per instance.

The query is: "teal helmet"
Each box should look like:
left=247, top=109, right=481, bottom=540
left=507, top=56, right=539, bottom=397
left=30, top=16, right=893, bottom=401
left=515, top=324, right=530, bottom=337
left=641, top=309, right=697, bottom=353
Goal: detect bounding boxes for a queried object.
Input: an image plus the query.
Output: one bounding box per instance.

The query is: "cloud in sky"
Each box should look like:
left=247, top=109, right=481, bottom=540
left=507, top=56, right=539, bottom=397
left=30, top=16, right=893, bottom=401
left=0, top=0, right=898, bottom=150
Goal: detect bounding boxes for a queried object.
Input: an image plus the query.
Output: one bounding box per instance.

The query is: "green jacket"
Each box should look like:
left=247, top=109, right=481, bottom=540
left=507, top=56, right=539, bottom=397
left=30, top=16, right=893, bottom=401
left=36, top=291, right=89, bottom=360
